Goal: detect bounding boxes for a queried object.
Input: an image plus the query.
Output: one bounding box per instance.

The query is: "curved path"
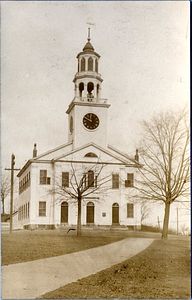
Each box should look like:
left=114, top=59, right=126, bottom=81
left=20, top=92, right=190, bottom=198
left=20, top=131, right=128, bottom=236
left=2, top=238, right=154, bottom=299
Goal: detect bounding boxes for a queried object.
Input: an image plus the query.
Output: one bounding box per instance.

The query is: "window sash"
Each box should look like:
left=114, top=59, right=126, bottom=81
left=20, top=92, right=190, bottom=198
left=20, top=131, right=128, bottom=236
left=40, top=170, right=47, bottom=185
left=127, top=203, right=134, bottom=218
left=88, top=170, right=94, bottom=187
left=39, top=201, right=46, bottom=216
left=127, top=173, right=134, bottom=186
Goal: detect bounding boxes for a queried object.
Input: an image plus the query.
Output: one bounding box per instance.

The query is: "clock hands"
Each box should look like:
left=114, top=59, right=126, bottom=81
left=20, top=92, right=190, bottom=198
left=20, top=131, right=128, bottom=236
left=84, top=114, right=92, bottom=123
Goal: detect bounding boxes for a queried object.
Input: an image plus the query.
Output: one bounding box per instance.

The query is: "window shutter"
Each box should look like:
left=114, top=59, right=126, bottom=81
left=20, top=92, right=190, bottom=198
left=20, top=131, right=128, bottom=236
left=112, top=174, right=119, bottom=189
left=95, top=175, right=98, bottom=188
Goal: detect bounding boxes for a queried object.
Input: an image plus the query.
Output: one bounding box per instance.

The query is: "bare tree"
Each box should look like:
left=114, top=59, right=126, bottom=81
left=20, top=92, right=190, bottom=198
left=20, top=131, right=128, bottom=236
left=137, top=108, right=190, bottom=239
left=1, top=175, right=11, bottom=214
left=50, top=162, right=111, bottom=236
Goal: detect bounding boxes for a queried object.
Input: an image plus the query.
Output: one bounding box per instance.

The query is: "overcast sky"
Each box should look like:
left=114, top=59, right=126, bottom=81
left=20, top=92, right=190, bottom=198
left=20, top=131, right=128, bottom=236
left=2, top=1, right=190, bottom=170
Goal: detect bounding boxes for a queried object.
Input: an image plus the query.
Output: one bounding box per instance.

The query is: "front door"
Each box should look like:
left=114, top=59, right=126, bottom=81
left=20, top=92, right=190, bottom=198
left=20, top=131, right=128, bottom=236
left=86, top=202, right=94, bottom=224
left=61, top=201, right=68, bottom=223
left=112, top=203, right=119, bottom=224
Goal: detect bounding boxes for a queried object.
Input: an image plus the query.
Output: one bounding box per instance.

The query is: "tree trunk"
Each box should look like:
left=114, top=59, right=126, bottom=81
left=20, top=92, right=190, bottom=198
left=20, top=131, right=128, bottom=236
left=162, top=201, right=171, bottom=239
left=2, top=195, right=5, bottom=214
left=77, top=196, right=81, bottom=236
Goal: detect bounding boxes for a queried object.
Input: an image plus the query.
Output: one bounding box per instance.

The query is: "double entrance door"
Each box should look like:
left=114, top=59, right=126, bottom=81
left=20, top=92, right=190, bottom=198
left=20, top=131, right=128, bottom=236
left=61, top=201, right=119, bottom=225
left=60, top=201, right=95, bottom=224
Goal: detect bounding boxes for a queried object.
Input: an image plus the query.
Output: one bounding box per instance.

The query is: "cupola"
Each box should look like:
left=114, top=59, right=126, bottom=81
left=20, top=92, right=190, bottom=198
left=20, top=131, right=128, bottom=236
left=73, top=28, right=103, bottom=101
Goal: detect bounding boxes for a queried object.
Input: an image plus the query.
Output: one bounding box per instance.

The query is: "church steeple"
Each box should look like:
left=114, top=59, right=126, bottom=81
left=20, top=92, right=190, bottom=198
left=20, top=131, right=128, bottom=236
left=66, top=30, right=110, bottom=150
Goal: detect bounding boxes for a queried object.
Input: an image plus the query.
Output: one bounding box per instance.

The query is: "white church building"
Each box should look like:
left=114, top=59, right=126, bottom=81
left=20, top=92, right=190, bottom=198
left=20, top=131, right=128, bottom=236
left=15, top=31, right=142, bottom=230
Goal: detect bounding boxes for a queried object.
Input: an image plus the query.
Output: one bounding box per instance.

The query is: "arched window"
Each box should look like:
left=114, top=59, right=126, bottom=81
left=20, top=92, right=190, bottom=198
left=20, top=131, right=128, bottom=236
left=79, top=82, right=84, bottom=97
left=95, top=59, right=98, bottom=72
left=88, top=57, right=93, bottom=71
left=81, top=57, right=85, bottom=72
left=112, top=203, right=119, bottom=224
left=84, top=152, right=98, bottom=158
left=97, top=84, right=100, bottom=98
left=87, top=82, right=94, bottom=94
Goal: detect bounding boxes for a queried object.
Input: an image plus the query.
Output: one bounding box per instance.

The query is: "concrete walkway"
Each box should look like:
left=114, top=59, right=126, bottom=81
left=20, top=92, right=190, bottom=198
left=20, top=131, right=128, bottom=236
left=2, top=238, right=154, bottom=299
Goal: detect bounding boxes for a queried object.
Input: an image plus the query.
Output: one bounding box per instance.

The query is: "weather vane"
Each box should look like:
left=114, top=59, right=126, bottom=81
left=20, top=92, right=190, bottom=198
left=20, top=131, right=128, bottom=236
left=86, top=21, right=96, bottom=41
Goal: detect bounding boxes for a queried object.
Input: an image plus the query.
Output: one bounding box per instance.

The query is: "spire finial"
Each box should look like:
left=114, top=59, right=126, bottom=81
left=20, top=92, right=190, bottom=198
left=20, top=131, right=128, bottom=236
left=88, top=27, right=91, bottom=42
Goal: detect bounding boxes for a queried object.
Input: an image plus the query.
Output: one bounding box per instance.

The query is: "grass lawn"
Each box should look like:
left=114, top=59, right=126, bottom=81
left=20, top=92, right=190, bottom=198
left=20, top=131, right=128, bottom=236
left=1, top=228, right=126, bottom=266
left=2, top=229, right=190, bottom=299
left=1, top=228, right=162, bottom=266
left=40, top=236, right=191, bottom=299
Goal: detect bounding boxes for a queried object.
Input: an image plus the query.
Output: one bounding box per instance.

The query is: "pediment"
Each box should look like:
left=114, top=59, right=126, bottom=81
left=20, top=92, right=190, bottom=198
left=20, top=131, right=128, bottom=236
left=52, top=143, right=137, bottom=166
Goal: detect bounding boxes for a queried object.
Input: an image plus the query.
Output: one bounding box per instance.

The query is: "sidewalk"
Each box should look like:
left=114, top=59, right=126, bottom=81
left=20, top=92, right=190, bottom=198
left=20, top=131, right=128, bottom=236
left=2, top=238, right=154, bottom=299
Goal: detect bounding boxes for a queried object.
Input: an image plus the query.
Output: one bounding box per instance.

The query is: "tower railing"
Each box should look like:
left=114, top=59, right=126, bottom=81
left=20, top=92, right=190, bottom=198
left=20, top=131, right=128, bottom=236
left=75, top=71, right=102, bottom=77
left=73, top=96, right=108, bottom=104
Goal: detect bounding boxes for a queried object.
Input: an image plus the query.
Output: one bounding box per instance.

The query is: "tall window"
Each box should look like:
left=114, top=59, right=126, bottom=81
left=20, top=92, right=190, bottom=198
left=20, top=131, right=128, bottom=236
left=79, top=82, right=84, bottom=97
left=81, top=57, right=85, bottom=71
left=88, top=170, right=94, bottom=187
left=88, top=57, right=93, bottom=71
left=40, top=170, right=47, bottom=185
left=95, top=59, right=98, bottom=72
left=82, top=171, right=97, bottom=188
left=127, top=203, right=134, bottom=218
left=112, top=174, right=119, bottom=189
left=27, top=202, right=30, bottom=218
left=125, top=173, right=134, bottom=187
left=39, top=201, right=46, bottom=217
left=40, top=170, right=50, bottom=185
left=62, top=172, right=69, bottom=187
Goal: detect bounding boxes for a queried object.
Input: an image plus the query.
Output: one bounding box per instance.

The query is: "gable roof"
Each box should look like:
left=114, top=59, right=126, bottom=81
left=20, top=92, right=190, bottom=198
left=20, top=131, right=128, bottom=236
left=17, top=141, right=73, bottom=177
left=107, top=144, right=141, bottom=167
left=33, top=141, right=73, bottom=160
left=17, top=142, right=142, bottom=177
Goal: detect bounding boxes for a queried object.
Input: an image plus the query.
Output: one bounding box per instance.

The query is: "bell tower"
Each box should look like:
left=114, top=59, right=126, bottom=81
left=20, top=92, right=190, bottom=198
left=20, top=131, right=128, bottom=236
left=66, top=29, right=110, bottom=149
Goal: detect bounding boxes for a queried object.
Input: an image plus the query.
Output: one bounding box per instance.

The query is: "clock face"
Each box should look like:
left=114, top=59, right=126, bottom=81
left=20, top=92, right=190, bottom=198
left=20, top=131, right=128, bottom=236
left=83, top=113, right=99, bottom=130
left=70, top=116, right=73, bottom=134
